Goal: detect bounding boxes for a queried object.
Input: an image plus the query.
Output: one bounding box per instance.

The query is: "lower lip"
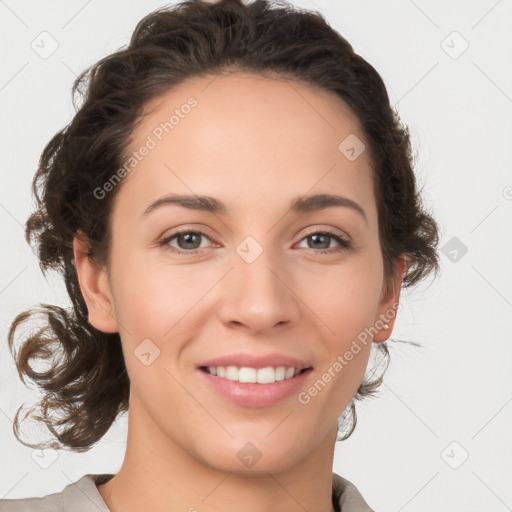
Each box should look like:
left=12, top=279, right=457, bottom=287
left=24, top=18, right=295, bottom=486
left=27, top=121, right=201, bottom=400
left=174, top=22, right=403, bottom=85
left=197, top=368, right=313, bottom=407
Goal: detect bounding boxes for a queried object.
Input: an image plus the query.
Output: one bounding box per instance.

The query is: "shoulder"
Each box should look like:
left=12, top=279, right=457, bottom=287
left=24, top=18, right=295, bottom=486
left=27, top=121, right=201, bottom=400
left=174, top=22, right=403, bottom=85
left=2, top=472, right=371, bottom=512
left=0, top=474, right=114, bottom=512
left=332, top=472, right=376, bottom=512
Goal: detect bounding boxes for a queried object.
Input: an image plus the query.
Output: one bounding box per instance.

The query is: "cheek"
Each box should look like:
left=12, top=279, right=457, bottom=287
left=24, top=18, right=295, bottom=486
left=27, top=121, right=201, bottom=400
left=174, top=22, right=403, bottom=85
left=314, top=282, right=376, bottom=379
left=110, top=249, right=213, bottom=340
left=302, top=256, right=384, bottom=338
left=302, top=275, right=378, bottom=415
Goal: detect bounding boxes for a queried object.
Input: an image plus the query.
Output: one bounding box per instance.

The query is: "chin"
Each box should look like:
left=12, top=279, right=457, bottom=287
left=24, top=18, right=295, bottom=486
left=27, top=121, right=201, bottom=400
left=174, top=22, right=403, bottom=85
left=197, top=436, right=306, bottom=476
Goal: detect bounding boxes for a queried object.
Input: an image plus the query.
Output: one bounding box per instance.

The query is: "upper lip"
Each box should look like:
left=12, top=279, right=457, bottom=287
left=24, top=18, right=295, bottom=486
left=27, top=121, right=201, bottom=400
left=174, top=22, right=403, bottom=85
left=198, top=353, right=313, bottom=370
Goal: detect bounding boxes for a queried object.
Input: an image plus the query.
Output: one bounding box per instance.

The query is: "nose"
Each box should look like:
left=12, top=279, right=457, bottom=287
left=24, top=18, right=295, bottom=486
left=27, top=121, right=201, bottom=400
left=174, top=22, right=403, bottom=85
left=216, top=241, right=301, bottom=334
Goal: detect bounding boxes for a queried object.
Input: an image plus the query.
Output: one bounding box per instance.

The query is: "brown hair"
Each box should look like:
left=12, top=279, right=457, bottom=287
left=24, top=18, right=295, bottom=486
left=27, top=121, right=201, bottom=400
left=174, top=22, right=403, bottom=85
left=7, top=0, right=440, bottom=451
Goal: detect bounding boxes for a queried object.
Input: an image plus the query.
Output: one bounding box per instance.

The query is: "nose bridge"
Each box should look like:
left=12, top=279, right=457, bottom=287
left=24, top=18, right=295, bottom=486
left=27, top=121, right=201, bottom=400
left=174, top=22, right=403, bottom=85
left=235, top=233, right=285, bottom=298
left=220, top=233, right=297, bottom=329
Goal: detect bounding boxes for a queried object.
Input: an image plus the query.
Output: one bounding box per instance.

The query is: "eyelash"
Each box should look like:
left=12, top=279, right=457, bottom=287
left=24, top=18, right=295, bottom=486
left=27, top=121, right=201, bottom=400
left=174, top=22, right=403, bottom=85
left=158, top=228, right=351, bottom=256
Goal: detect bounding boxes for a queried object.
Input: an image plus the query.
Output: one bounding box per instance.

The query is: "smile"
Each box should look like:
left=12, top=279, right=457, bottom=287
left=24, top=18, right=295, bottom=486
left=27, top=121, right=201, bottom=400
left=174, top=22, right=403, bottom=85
left=200, top=365, right=309, bottom=384
left=198, top=366, right=313, bottom=407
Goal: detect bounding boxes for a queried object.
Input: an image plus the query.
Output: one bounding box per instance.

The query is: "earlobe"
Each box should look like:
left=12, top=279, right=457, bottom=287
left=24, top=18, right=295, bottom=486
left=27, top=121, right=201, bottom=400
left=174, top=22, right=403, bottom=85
left=372, top=254, right=407, bottom=343
left=73, top=233, right=118, bottom=334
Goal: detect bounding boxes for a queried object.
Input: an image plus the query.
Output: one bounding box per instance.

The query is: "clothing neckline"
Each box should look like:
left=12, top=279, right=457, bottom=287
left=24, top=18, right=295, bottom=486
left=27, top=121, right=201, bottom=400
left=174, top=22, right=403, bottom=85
left=81, top=471, right=374, bottom=512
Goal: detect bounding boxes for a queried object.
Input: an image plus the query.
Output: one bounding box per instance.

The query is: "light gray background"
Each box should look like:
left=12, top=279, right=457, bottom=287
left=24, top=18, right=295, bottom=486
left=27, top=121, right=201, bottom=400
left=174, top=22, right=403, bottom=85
left=1, top=1, right=511, bottom=510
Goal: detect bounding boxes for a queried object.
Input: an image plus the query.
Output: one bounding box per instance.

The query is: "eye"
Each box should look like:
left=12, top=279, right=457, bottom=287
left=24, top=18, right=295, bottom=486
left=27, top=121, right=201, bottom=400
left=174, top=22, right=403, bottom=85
left=158, top=229, right=351, bottom=256
left=296, top=230, right=351, bottom=254
left=159, top=229, right=212, bottom=255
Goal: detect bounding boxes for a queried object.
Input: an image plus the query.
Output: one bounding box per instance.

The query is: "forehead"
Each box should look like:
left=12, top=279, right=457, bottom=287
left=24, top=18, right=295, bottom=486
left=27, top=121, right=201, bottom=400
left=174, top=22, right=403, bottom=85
left=137, top=71, right=367, bottom=153
left=112, top=71, right=376, bottom=224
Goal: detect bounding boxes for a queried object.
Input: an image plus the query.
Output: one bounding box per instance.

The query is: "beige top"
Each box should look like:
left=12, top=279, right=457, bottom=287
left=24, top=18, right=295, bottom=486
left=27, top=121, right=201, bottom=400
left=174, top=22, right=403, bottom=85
left=0, top=472, right=375, bottom=511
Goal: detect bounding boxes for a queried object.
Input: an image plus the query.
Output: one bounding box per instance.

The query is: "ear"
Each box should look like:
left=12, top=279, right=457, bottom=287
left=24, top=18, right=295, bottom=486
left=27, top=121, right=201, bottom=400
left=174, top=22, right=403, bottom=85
left=372, top=254, right=407, bottom=343
left=73, top=232, right=118, bottom=333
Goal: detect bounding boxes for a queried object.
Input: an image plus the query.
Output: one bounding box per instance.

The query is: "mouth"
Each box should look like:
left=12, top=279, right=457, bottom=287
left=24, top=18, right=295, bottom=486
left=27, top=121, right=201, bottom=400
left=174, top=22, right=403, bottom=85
left=197, top=365, right=314, bottom=407
left=199, top=365, right=312, bottom=384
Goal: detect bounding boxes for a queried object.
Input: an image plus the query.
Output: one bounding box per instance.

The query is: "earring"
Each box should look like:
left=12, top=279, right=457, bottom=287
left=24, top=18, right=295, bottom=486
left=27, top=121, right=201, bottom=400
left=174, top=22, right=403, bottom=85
left=382, top=323, right=389, bottom=330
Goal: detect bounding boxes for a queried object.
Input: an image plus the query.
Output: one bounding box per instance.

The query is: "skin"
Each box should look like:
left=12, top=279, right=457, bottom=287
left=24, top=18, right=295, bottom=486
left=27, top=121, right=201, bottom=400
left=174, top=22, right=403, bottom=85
left=74, top=71, right=406, bottom=512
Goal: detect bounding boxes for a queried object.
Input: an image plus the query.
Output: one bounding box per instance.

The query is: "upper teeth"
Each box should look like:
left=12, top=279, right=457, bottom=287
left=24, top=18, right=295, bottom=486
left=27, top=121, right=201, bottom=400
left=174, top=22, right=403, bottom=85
left=206, top=366, right=301, bottom=384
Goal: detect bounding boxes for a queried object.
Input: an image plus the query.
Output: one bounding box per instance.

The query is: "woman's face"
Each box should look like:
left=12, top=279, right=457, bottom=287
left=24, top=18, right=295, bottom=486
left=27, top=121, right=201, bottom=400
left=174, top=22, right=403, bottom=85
left=76, top=72, right=404, bottom=474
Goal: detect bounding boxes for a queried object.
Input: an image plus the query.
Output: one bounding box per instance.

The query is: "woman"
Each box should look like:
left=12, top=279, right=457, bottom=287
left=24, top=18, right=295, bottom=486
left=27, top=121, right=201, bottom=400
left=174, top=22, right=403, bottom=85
left=1, top=0, right=439, bottom=510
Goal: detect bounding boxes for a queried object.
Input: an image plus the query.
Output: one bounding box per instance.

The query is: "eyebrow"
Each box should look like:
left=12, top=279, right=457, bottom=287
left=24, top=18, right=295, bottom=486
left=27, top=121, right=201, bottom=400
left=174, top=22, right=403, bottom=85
left=142, top=193, right=367, bottom=224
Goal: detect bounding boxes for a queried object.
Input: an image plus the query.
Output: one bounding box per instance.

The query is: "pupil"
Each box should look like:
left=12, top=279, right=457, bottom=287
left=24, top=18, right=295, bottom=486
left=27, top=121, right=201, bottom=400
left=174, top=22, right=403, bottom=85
left=310, top=234, right=329, bottom=249
left=180, top=232, right=199, bottom=249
